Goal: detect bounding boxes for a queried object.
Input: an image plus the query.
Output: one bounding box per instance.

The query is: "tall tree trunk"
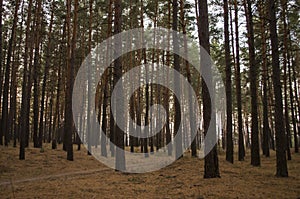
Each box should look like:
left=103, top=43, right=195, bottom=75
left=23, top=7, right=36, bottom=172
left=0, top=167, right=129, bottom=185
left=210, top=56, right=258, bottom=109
left=86, top=0, right=94, bottom=156
left=140, top=0, right=149, bottom=157
left=32, top=0, right=43, bottom=148
left=258, top=0, right=270, bottom=157
left=65, top=0, right=77, bottom=161
left=268, top=0, right=288, bottom=177
left=234, top=0, right=245, bottom=161
left=180, top=0, right=197, bottom=157
left=281, top=0, right=298, bottom=154
left=198, top=0, right=220, bottom=178
left=52, top=20, right=66, bottom=150
left=38, top=1, right=54, bottom=148
left=243, top=0, right=260, bottom=166
left=280, top=0, right=292, bottom=161
left=165, top=0, right=172, bottom=156
left=114, top=0, right=125, bottom=171
left=224, top=0, right=233, bottom=164
left=0, top=0, right=3, bottom=145
left=173, top=0, right=183, bottom=160
left=101, top=0, right=112, bottom=157
left=2, top=0, right=20, bottom=146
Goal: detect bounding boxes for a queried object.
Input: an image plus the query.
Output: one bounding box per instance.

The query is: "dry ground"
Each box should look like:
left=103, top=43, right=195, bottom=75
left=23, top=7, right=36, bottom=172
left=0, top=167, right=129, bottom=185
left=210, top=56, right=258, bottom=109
left=0, top=144, right=299, bottom=198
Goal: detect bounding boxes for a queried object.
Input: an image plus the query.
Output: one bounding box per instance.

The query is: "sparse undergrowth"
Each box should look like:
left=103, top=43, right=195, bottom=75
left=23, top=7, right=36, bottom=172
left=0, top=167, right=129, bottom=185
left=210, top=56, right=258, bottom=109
left=0, top=144, right=299, bottom=199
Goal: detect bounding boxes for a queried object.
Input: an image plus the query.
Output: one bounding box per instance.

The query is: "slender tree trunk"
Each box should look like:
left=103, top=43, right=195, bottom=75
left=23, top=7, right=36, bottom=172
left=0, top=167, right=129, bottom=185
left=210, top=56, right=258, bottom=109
left=2, top=0, right=20, bottom=146
left=32, top=0, right=43, bottom=148
left=180, top=0, right=197, bottom=157
left=173, top=0, right=183, bottom=160
left=243, top=0, right=260, bottom=166
left=65, top=0, right=77, bottom=161
left=166, top=0, right=172, bottom=156
left=268, top=0, right=288, bottom=177
left=0, top=0, right=3, bottom=145
left=224, top=0, right=233, bottom=164
left=52, top=20, right=65, bottom=149
left=114, top=0, right=125, bottom=171
left=38, top=1, right=54, bottom=148
left=234, top=0, right=245, bottom=161
left=258, top=0, right=270, bottom=157
left=280, top=0, right=292, bottom=161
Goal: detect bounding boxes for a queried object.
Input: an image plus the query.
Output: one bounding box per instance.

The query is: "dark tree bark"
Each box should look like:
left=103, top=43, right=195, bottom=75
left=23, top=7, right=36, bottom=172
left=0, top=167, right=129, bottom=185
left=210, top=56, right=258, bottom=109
left=114, top=0, right=125, bottom=171
left=32, top=0, right=43, bottom=148
left=52, top=20, right=66, bottom=150
left=180, top=0, right=197, bottom=157
left=198, top=0, right=220, bottom=178
left=173, top=0, right=183, bottom=160
left=234, top=0, right=245, bottom=161
left=0, top=0, right=3, bottom=145
left=268, top=0, right=288, bottom=177
left=39, top=1, right=54, bottom=148
left=2, top=0, right=20, bottom=146
left=281, top=0, right=298, bottom=154
left=166, top=0, right=172, bottom=156
left=100, top=0, right=112, bottom=157
left=224, top=0, right=233, bottom=164
left=243, top=0, right=260, bottom=166
left=280, top=0, right=292, bottom=161
left=64, top=0, right=77, bottom=161
left=258, top=0, right=270, bottom=157
left=140, top=0, right=149, bottom=157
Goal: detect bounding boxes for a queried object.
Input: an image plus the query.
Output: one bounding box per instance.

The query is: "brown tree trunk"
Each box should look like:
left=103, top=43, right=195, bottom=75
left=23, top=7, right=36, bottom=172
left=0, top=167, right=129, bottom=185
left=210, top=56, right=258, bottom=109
left=173, top=0, right=183, bottom=160
left=2, top=0, right=20, bottom=146
left=198, top=0, right=220, bottom=178
left=224, top=0, right=233, bottom=164
left=64, top=0, right=78, bottom=161
left=235, top=0, right=245, bottom=161
left=268, top=0, right=288, bottom=177
left=114, top=0, right=125, bottom=171
left=38, top=1, right=54, bottom=148
left=258, top=0, right=270, bottom=157
left=0, top=0, right=3, bottom=145
left=243, top=0, right=260, bottom=166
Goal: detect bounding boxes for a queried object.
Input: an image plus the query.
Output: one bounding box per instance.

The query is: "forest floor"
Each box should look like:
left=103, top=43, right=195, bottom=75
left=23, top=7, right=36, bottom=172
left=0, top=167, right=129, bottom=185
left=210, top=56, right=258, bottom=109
left=0, top=144, right=299, bottom=199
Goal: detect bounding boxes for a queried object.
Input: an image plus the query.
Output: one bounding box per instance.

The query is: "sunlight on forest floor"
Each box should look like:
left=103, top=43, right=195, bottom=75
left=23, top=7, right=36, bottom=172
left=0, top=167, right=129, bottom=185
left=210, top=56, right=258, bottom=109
left=0, top=144, right=299, bottom=198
